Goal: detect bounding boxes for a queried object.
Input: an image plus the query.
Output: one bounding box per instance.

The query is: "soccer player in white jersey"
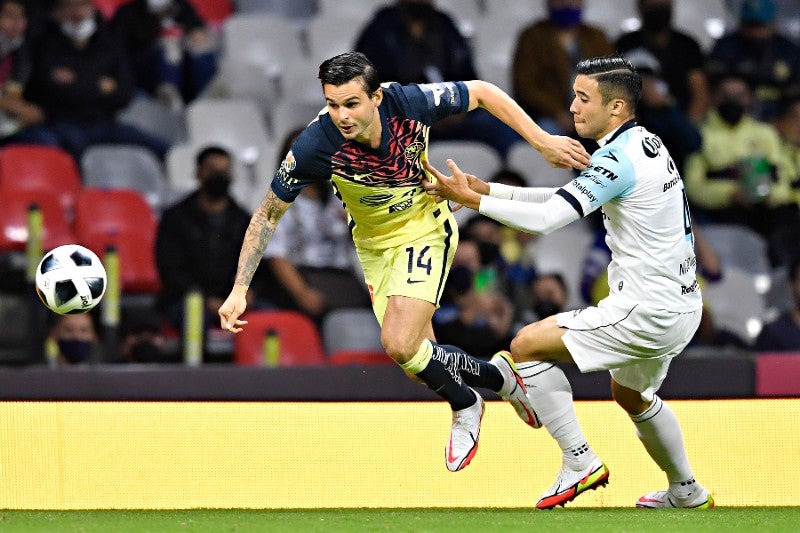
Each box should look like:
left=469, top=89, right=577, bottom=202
left=423, top=55, right=714, bottom=509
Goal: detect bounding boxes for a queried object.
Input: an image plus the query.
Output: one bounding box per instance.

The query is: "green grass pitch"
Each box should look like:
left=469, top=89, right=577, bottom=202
left=1, top=508, right=799, bottom=532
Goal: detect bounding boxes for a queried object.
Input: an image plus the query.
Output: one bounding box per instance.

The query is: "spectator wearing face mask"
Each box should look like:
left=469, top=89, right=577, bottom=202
left=706, top=0, right=800, bottom=121
left=616, top=0, right=709, bottom=122
left=111, top=0, right=217, bottom=112
left=684, top=75, right=796, bottom=266
left=512, top=0, right=613, bottom=136
left=21, top=0, right=170, bottom=161
left=47, top=312, right=100, bottom=366
left=155, top=145, right=262, bottom=340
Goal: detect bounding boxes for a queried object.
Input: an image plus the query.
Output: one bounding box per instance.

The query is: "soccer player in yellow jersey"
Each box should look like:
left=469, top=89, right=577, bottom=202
left=219, top=52, right=589, bottom=471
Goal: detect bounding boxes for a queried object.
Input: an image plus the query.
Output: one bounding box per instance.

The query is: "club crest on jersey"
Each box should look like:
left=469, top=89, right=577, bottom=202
left=404, top=141, right=424, bottom=162
left=642, top=136, right=662, bottom=158
left=281, top=151, right=297, bottom=173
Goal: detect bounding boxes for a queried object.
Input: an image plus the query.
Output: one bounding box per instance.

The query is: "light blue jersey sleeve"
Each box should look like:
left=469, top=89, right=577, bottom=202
left=557, top=143, right=636, bottom=217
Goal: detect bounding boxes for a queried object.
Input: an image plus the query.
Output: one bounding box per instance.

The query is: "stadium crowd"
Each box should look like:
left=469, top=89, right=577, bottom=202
left=0, top=0, right=799, bottom=365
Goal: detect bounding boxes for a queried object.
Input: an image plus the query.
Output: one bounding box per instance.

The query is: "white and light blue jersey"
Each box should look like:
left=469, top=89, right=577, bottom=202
left=558, top=121, right=702, bottom=311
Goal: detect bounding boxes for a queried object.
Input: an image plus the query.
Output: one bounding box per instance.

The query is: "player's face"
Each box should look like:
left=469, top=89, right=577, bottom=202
left=323, top=79, right=382, bottom=146
left=570, top=74, right=615, bottom=140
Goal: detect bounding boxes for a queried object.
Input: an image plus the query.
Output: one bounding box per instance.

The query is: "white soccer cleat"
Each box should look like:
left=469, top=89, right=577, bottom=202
left=636, top=488, right=715, bottom=509
left=445, top=389, right=484, bottom=472
left=490, top=351, right=541, bottom=428
left=536, top=456, right=610, bottom=509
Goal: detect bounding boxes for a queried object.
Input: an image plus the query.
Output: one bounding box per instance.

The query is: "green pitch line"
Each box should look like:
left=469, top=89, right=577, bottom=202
left=1, top=508, right=799, bottom=532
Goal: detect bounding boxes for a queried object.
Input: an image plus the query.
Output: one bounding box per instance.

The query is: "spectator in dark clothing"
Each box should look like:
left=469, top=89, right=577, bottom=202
left=354, top=0, right=522, bottom=158
left=22, top=0, right=170, bottom=161
left=706, top=0, right=800, bottom=121
left=155, top=145, right=258, bottom=334
left=0, top=0, right=45, bottom=144
left=615, top=0, right=709, bottom=122
left=512, top=0, right=613, bottom=136
left=756, top=256, right=800, bottom=351
left=111, top=0, right=217, bottom=110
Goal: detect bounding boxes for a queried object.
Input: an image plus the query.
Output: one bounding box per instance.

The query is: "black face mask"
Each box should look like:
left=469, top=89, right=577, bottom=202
left=641, top=5, right=672, bottom=33
left=534, top=300, right=562, bottom=319
left=476, top=241, right=501, bottom=266
left=717, top=99, right=745, bottom=125
left=58, top=339, right=93, bottom=364
left=201, top=171, right=231, bottom=199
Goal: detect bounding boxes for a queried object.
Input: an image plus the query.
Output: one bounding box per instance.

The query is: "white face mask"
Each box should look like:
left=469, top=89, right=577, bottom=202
left=147, top=0, right=172, bottom=12
left=60, top=17, right=96, bottom=41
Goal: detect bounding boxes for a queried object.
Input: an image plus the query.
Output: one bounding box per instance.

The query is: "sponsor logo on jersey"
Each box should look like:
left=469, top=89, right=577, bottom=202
left=680, top=280, right=699, bottom=294
left=281, top=150, right=296, bottom=173
left=587, top=164, right=619, bottom=181
left=679, top=256, right=697, bottom=275
left=663, top=175, right=681, bottom=192
left=602, top=151, right=619, bottom=162
left=571, top=180, right=598, bottom=203
left=389, top=198, right=413, bottom=212
left=359, top=193, right=394, bottom=206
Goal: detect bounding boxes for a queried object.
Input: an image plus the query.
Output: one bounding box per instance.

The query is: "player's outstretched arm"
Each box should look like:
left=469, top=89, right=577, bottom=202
left=463, top=80, right=589, bottom=170
left=218, top=189, right=291, bottom=333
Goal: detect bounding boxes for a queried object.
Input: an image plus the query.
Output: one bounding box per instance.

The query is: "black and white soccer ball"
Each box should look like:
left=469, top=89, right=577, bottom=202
left=35, top=244, right=107, bottom=315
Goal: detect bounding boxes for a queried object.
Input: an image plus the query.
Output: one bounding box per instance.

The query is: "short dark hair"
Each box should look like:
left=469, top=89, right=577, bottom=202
left=576, top=55, right=642, bottom=111
left=195, top=145, right=231, bottom=168
left=318, top=52, right=381, bottom=95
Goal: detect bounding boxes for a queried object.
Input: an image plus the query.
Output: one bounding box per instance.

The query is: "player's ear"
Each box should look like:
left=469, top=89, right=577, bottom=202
left=610, top=98, right=626, bottom=116
left=372, top=87, right=383, bottom=106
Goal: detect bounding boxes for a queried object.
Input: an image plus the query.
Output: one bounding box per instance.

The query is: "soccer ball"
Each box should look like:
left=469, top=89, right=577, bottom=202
left=35, top=244, right=107, bottom=315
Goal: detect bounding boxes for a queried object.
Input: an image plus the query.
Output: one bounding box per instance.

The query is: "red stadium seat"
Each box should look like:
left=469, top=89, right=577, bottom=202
left=0, top=145, right=82, bottom=214
left=74, top=187, right=156, bottom=240
left=80, top=230, right=160, bottom=293
left=234, top=310, right=326, bottom=367
left=74, top=188, right=160, bottom=293
left=327, top=350, right=394, bottom=366
left=188, top=0, right=233, bottom=27
left=0, top=188, right=76, bottom=252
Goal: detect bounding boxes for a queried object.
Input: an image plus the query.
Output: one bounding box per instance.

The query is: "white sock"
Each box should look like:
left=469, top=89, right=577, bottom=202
left=517, top=361, right=595, bottom=470
left=630, top=396, right=694, bottom=484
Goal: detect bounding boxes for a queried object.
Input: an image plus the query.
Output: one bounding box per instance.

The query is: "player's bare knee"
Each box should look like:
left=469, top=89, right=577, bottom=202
left=381, top=335, right=415, bottom=364
left=611, top=378, right=650, bottom=415
left=510, top=330, right=547, bottom=362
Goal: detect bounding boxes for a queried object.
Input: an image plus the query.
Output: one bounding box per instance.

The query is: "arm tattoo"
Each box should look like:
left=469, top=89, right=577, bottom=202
left=234, top=190, right=289, bottom=287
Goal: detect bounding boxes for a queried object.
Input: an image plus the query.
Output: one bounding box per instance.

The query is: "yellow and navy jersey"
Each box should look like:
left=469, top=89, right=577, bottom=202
left=271, top=81, right=470, bottom=250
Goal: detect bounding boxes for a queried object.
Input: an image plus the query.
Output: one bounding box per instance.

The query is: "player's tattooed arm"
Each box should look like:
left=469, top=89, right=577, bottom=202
left=234, top=190, right=291, bottom=288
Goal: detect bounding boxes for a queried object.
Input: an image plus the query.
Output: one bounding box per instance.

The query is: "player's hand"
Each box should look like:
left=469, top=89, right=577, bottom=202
left=218, top=289, right=249, bottom=334
left=422, top=159, right=482, bottom=211
left=539, top=134, right=590, bottom=170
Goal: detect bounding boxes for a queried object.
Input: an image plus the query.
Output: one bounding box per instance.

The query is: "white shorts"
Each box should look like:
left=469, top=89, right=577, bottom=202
left=556, top=298, right=701, bottom=401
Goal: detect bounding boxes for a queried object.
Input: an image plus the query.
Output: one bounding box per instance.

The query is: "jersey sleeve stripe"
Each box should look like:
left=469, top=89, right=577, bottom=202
left=556, top=188, right=584, bottom=217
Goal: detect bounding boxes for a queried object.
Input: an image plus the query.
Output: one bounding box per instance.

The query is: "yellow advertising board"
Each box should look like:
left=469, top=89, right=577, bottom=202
left=1, top=400, right=796, bottom=509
